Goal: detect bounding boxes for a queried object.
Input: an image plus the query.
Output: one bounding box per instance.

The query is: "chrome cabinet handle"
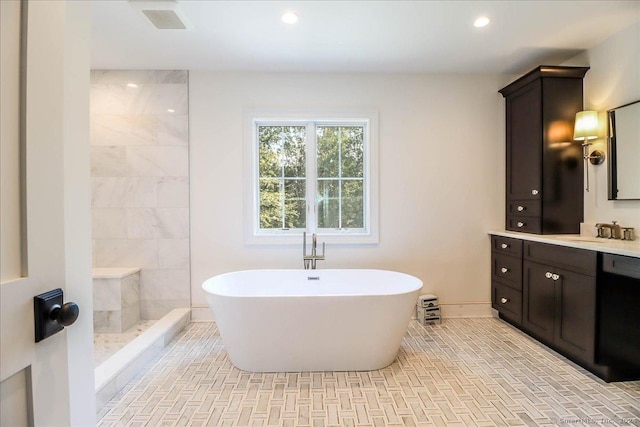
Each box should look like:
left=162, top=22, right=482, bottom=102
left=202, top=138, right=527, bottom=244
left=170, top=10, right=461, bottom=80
left=500, top=297, right=509, bottom=304
left=517, top=205, right=525, bottom=212
left=552, top=274, right=560, bottom=281
left=500, top=267, right=509, bottom=273
left=545, top=272, right=553, bottom=279
left=531, top=189, right=539, bottom=195
left=501, top=243, right=509, bottom=249
left=517, top=222, right=525, bottom=228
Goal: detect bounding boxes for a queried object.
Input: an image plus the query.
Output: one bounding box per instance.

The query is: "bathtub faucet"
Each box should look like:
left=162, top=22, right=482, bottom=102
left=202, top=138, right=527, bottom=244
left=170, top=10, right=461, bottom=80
left=303, top=232, right=325, bottom=269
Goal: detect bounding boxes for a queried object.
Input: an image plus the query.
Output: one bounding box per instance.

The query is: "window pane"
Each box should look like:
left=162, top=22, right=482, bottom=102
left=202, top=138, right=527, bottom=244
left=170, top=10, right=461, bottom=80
left=259, top=179, right=282, bottom=229
left=342, top=179, right=364, bottom=228
left=317, top=179, right=339, bottom=228
left=258, top=125, right=306, bottom=230
left=258, top=125, right=306, bottom=178
left=317, top=125, right=365, bottom=230
left=317, top=126, right=339, bottom=178
left=284, top=179, right=306, bottom=228
left=341, top=126, right=364, bottom=178
left=282, top=126, right=306, bottom=178
left=258, top=126, right=282, bottom=178
left=258, top=178, right=307, bottom=229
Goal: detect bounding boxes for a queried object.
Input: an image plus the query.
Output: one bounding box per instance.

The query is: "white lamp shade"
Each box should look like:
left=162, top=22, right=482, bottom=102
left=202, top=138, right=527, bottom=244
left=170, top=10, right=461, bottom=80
left=574, top=110, right=599, bottom=141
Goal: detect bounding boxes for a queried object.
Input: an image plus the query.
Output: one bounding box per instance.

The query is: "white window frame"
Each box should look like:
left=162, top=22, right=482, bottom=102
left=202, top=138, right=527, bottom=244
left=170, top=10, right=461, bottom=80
left=243, top=109, right=379, bottom=245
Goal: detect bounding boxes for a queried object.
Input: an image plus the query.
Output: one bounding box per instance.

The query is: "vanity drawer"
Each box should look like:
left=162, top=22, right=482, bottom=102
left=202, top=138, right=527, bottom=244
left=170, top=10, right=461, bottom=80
left=492, top=281, right=522, bottom=324
left=492, top=253, right=522, bottom=290
left=507, top=216, right=542, bottom=234
left=524, top=241, right=597, bottom=276
left=491, top=235, right=522, bottom=257
left=602, top=254, right=640, bottom=279
left=507, top=200, right=541, bottom=217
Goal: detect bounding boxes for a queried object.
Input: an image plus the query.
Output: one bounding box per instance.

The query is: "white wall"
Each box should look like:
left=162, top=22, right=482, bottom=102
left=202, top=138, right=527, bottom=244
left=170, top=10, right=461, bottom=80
left=563, top=22, right=640, bottom=230
left=190, top=72, right=505, bottom=316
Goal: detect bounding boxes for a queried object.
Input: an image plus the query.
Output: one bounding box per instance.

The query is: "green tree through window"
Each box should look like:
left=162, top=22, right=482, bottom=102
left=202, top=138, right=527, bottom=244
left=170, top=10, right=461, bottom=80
left=317, top=126, right=364, bottom=229
left=258, top=125, right=306, bottom=229
left=256, top=122, right=366, bottom=232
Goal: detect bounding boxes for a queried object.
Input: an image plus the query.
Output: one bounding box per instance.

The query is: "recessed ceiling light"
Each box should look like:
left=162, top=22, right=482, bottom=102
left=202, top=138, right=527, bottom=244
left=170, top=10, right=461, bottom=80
left=167, top=109, right=175, bottom=113
left=281, top=12, right=299, bottom=24
left=127, top=83, right=139, bottom=88
left=474, top=16, right=490, bottom=28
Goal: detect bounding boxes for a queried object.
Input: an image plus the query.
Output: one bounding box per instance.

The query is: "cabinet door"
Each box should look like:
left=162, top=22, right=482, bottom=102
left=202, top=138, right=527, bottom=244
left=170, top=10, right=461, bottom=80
left=506, top=81, right=542, bottom=200
left=522, top=261, right=554, bottom=343
left=553, top=268, right=596, bottom=364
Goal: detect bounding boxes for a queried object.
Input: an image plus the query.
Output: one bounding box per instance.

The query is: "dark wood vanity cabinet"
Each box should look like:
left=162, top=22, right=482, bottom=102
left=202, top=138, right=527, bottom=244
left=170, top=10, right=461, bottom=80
left=499, top=66, right=589, bottom=234
left=491, top=235, right=640, bottom=381
left=491, top=236, right=598, bottom=362
left=491, top=234, right=640, bottom=381
left=522, top=242, right=596, bottom=365
left=491, top=236, right=523, bottom=325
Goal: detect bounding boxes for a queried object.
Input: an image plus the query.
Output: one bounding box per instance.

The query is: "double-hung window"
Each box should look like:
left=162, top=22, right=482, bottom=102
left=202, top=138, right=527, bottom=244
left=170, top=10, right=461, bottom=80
left=244, top=111, right=378, bottom=244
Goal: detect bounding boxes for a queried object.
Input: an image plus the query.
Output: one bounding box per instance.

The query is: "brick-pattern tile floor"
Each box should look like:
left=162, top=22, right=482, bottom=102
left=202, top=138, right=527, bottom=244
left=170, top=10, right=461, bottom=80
left=98, top=318, right=640, bottom=426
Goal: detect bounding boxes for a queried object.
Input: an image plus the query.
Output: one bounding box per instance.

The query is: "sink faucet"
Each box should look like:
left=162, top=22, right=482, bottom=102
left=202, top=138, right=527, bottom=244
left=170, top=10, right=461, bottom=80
left=303, top=232, right=325, bottom=269
left=595, top=221, right=622, bottom=239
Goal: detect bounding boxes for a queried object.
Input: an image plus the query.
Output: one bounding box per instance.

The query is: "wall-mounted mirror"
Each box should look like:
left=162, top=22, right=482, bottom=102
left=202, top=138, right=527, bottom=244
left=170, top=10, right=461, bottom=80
left=608, top=100, right=640, bottom=200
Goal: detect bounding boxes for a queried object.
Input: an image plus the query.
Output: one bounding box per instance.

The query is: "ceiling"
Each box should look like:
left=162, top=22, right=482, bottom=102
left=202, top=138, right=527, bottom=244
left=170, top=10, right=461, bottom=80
left=90, top=0, right=640, bottom=74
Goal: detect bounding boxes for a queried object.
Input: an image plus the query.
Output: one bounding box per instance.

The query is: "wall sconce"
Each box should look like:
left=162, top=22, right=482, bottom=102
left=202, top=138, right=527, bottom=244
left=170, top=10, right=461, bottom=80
left=574, top=110, right=605, bottom=192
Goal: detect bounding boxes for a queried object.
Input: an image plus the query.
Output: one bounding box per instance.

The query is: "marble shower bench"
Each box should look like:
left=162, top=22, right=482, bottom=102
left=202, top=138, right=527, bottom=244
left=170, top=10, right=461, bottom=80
left=93, top=267, right=141, bottom=333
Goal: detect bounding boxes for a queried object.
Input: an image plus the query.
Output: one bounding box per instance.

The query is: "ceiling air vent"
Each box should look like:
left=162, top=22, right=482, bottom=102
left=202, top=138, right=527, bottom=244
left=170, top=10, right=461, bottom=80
left=142, top=10, right=185, bottom=29
left=129, top=0, right=191, bottom=30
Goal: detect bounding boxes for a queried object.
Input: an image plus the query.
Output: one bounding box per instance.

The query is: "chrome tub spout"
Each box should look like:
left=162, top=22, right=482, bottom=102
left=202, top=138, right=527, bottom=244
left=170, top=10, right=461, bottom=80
left=303, top=232, right=325, bottom=269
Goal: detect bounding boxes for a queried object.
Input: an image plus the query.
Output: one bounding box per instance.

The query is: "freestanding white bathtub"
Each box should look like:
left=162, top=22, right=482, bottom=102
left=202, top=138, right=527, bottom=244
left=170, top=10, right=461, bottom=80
left=202, top=269, right=422, bottom=372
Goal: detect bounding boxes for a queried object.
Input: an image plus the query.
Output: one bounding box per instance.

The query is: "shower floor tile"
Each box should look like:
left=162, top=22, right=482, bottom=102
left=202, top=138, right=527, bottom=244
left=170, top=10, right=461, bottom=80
left=97, top=318, right=640, bottom=426
left=94, top=320, right=157, bottom=367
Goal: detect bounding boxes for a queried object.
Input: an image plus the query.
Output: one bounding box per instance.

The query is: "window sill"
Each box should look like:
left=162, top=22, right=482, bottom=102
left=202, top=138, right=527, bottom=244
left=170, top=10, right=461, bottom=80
left=244, top=232, right=378, bottom=246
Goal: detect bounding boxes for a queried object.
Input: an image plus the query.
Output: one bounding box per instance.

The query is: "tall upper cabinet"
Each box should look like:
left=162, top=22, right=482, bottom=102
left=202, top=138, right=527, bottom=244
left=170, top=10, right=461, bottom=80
left=499, top=66, right=589, bottom=234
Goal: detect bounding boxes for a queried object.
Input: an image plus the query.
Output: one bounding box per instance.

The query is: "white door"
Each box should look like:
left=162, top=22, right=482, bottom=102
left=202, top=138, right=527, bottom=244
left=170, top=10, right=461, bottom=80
left=1, top=1, right=95, bottom=425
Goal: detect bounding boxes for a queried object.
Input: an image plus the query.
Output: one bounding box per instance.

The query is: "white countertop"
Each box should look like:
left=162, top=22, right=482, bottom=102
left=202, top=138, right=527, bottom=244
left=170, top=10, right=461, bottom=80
left=489, top=230, right=640, bottom=258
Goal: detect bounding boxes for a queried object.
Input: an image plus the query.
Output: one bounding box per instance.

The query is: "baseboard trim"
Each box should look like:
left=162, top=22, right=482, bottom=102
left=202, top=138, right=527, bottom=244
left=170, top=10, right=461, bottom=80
left=439, top=303, right=492, bottom=318
left=191, top=306, right=215, bottom=322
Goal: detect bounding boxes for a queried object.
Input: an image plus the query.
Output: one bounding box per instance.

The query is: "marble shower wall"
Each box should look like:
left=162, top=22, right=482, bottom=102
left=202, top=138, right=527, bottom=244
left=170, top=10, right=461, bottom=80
left=90, top=70, right=190, bottom=320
